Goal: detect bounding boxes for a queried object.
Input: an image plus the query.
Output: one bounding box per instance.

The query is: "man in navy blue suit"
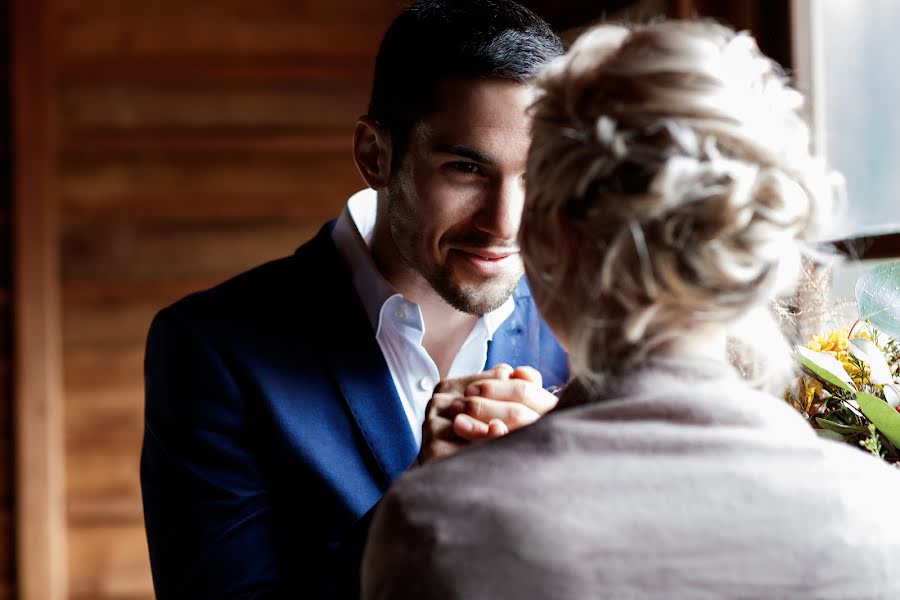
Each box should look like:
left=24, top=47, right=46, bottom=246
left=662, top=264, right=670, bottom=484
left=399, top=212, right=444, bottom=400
left=141, top=1, right=567, bottom=598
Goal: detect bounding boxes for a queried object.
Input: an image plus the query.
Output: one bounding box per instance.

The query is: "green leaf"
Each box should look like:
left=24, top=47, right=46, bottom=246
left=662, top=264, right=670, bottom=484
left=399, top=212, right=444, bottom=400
left=854, top=391, right=900, bottom=448
left=795, top=346, right=857, bottom=393
left=816, top=429, right=848, bottom=442
left=814, top=417, right=867, bottom=436
left=855, top=262, right=900, bottom=340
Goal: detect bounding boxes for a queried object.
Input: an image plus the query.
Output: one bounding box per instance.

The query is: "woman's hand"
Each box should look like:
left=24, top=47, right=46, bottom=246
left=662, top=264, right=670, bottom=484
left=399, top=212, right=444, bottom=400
left=417, top=364, right=559, bottom=464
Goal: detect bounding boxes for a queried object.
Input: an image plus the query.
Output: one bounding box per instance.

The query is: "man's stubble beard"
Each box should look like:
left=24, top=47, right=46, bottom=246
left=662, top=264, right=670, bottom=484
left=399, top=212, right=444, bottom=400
left=387, top=188, right=522, bottom=316
left=428, top=261, right=521, bottom=315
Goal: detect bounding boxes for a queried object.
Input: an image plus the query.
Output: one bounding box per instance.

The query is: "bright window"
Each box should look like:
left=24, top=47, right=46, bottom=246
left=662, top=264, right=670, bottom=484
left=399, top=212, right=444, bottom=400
left=819, top=0, right=900, bottom=236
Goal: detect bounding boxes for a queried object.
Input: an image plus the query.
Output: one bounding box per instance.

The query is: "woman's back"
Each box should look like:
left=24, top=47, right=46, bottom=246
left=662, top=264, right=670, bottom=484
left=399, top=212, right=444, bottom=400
left=362, top=20, right=900, bottom=599
left=363, top=359, right=900, bottom=599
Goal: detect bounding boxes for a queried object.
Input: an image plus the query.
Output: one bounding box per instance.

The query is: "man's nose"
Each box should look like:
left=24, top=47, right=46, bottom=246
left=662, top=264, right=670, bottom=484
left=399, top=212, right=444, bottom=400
left=472, top=177, right=525, bottom=241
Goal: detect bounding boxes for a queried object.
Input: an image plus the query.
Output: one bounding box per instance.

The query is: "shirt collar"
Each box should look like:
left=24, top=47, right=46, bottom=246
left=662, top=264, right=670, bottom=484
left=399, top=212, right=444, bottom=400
left=332, top=188, right=516, bottom=338
left=332, top=188, right=395, bottom=330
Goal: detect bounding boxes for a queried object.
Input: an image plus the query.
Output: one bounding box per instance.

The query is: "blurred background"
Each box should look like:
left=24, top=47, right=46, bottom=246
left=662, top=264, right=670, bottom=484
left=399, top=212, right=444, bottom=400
left=1, top=1, right=896, bottom=599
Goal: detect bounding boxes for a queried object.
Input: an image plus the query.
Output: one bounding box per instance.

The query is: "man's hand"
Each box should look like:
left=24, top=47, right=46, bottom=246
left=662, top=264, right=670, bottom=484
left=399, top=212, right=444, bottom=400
left=417, top=364, right=559, bottom=464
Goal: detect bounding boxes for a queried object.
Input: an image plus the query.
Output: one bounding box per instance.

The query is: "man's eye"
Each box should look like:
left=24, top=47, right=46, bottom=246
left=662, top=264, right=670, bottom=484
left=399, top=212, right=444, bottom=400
left=447, top=162, right=481, bottom=175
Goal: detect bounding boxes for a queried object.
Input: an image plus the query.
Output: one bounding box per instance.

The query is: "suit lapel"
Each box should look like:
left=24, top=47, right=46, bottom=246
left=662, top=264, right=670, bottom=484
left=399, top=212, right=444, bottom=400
left=322, top=330, right=419, bottom=486
left=486, top=279, right=568, bottom=389
left=302, top=226, right=418, bottom=487
left=486, top=280, right=529, bottom=369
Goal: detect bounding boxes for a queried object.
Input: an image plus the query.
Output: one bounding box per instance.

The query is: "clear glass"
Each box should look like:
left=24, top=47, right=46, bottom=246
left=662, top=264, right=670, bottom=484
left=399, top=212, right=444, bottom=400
left=822, top=0, right=900, bottom=236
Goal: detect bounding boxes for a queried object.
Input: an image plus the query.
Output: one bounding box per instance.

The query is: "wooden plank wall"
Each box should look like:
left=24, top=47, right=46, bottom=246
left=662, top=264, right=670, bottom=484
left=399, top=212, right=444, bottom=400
left=5, top=0, right=789, bottom=597
left=52, top=1, right=400, bottom=597
left=0, top=1, right=15, bottom=597
left=55, top=2, right=674, bottom=597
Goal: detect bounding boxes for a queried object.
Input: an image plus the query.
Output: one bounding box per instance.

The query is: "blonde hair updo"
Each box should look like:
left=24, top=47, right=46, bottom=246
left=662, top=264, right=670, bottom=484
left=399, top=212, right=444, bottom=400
left=522, top=21, right=837, bottom=389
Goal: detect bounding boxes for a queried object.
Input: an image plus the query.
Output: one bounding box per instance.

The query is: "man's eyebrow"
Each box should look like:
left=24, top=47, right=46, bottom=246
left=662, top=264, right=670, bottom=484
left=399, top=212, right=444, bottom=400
left=433, top=143, right=496, bottom=166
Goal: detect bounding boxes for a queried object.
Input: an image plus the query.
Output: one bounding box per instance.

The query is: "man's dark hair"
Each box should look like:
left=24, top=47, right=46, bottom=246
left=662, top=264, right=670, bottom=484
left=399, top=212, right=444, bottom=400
left=368, top=0, right=563, bottom=163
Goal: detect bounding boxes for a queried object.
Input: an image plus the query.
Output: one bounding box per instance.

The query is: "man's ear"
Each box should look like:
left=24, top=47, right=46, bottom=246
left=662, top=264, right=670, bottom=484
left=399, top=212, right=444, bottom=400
left=352, top=116, right=392, bottom=190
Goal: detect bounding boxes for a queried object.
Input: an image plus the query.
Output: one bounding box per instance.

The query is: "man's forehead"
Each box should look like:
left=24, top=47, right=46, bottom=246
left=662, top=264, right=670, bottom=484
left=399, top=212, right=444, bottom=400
left=426, top=78, right=534, bottom=129
left=412, top=79, right=534, bottom=161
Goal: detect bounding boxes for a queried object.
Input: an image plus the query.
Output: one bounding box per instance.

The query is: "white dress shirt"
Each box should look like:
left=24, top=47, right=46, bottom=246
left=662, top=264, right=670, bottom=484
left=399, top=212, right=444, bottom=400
left=331, top=189, right=515, bottom=446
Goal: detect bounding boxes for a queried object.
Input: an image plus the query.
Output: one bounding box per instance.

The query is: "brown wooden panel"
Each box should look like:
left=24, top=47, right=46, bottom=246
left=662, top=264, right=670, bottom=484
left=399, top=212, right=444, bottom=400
left=54, top=0, right=397, bottom=72
left=683, top=0, right=792, bottom=69
left=64, top=346, right=144, bottom=389
left=65, top=359, right=143, bottom=431
left=65, top=427, right=143, bottom=526
left=66, top=384, right=143, bottom=448
left=44, top=0, right=406, bottom=594
left=64, top=280, right=230, bottom=315
left=61, top=220, right=321, bottom=283
left=12, top=0, right=67, bottom=597
left=0, top=518, right=10, bottom=600
left=67, top=523, right=153, bottom=600
left=61, top=300, right=174, bottom=358
left=0, top=515, right=8, bottom=600
left=0, top=0, right=12, bottom=591
left=63, top=325, right=142, bottom=529
left=63, top=61, right=378, bottom=85
left=0, top=437, right=8, bottom=496
left=61, top=131, right=350, bottom=160
left=2, top=0, right=10, bottom=592
left=0, top=508, right=10, bottom=600
left=64, top=349, right=144, bottom=525
left=63, top=300, right=181, bottom=351
left=53, top=0, right=394, bottom=18
left=61, top=148, right=357, bottom=194
left=60, top=153, right=358, bottom=223
left=60, top=82, right=369, bottom=132
left=0, top=362, right=7, bottom=432
left=65, top=454, right=142, bottom=525
left=524, top=0, right=658, bottom=31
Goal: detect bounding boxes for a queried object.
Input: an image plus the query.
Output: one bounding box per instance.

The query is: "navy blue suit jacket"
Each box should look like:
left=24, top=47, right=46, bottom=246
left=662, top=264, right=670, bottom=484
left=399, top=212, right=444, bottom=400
left=141, top=223, right=568, bottom=599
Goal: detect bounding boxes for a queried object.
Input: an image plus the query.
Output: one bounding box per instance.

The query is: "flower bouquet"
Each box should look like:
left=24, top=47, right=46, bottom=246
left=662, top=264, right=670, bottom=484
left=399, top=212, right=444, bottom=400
left=786, top=262, right=900, bottom=463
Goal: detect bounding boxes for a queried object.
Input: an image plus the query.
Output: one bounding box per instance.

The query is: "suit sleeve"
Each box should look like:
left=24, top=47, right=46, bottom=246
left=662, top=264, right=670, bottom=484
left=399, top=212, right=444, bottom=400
left=141, top=305, right=291, bottom=598
left=142, top=304, right=377, bottom=599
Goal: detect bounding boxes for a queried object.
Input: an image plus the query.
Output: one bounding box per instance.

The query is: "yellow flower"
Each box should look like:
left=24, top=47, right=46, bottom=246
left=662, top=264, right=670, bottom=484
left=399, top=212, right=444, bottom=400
left=806, top=328, right=849, bottom=354
left=803, top=376, right=824, bottom=412
left=786, top=374, right=827, bottom=416
left=805, top=328, right=869, bottom=387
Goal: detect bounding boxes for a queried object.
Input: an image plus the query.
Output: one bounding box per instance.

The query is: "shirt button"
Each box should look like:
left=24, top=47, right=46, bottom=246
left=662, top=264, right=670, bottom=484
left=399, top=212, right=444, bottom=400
left=395, top=309, right=407, bottom=320
left=419, top=377, right=434, bottom=392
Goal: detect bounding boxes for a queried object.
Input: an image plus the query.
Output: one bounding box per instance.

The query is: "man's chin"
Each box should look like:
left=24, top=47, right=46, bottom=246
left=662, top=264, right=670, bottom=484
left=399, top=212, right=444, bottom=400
left=432, top=272, right=522, bottom=315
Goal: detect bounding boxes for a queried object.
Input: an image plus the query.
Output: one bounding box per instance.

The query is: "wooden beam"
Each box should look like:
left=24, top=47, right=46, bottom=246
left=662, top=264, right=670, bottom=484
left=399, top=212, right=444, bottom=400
left=828, top=232, right=900, bottom=261
left=58, top=59, right=373, bottom=84
left=676, top=0, right=793, bottom=70
left=59, top=130, right=350, bottom=156
left=791, top=0, right=826, bottom=157
left=669, top=0, right=695, bottom=19
left=11, top=0, right=67, bottom=598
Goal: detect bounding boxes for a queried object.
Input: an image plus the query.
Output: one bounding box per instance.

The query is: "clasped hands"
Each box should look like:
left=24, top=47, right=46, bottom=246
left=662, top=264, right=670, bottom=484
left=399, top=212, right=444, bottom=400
left=418, top=364, right=559, bottom=464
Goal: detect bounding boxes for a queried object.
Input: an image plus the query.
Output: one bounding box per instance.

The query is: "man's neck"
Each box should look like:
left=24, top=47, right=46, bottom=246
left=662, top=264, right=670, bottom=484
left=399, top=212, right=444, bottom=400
left=370, top=211, right=479, bottom=378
